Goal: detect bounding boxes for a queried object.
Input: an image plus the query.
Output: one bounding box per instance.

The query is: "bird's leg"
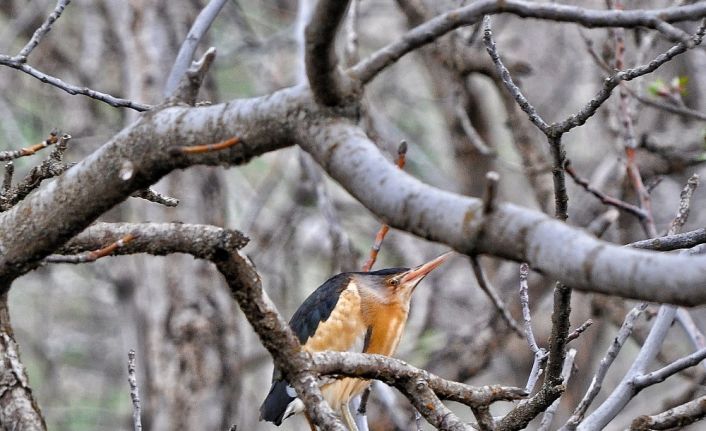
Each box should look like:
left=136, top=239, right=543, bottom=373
left=340, top=403, right=360, bottom=431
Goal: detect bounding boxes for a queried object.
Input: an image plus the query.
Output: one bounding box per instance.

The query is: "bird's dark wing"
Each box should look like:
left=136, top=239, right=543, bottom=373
left=289, top=272, right=350, bottom=344
left=260, top=273, right=351, bottom=425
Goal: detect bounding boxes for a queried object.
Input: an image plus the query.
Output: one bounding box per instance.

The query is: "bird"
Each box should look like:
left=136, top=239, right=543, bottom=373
left=259, top=252, right=452, bottom=430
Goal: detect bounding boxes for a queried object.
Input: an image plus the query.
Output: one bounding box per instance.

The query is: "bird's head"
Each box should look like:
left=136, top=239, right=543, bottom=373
left=353, top=252, right=452, bottom=305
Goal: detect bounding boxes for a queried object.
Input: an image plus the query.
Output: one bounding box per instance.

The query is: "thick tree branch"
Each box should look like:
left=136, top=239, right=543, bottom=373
left=3, top=83, right=706, bottom=306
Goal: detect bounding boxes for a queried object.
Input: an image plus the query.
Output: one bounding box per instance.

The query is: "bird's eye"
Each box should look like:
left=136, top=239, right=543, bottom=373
left=389, top=278, right=399, bottom=287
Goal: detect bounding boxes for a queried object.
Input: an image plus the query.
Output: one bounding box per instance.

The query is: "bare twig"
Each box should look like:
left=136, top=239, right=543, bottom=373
left=0, top=58, right=151, bottom=111
left=0, top=133, right=72, bottom=211
left=518, top=263, right=540, bottom=354
left=127, top=349, right=142, bottom=431
left=482, top=16, right=549, bottom=134
left=360, top=141, right=407, bottom=272
left=564, top=160, right=648, bottom=220
left=0, top=130, right=59, bottom=161
left=518, top=262, right=548, bottom=397
left=16, top=0, right=71, bottom=60
left=633, top=347, right=706, bottom=389
left=45, top=233, right=136, bottom=263
left=131, top=189, right=179, bottom=207
left=456, top=100, right=495, bottom=156
left=675, top=308, right=706, bottom=372
left=344, top=0, right=360, bottom=67
left=164, top=0, right=228, bottom=97
left=538, top=348, right=577, bottom=431
left=562, top=304, right=648, bottom=430
left=567, top=319, right=593, bottom=343
left=629, top=227, right=706, bottom=251
left=669, top=174, right=699, bottom=234
left=630, top=394, right=706, bottom=430
left=351, top=1, right=706, bottom=84
left=470, top=257, right=523, bottom=338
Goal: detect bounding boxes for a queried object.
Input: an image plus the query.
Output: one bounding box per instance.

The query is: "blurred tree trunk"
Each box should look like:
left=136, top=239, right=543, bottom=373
left=101, top=1, right=241, bottom=429
left=0, top=294, right=46, bottom=431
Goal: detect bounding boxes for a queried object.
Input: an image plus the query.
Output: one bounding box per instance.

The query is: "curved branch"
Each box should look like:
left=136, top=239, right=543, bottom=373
left=0, top=58, right=151, bottom=111
left=350, top=0, right=706, bottom=84
left=298, top=120, right=706, bottom=306
left=304, top=0, right=355, bottom=105
left=4, top=85, right=706, bottom=305
left=311, top=351, right=526, bottom=407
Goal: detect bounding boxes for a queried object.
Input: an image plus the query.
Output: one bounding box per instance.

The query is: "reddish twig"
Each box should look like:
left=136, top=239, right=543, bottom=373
left=179, top=136, right=240, bottom=154
left=0, top=130, right=59, bottom=161
left=45, top=233, right=137, bottom=263
left=360, top=141, right=407, bottom=272
left=564, top=160, right=648, bottom=221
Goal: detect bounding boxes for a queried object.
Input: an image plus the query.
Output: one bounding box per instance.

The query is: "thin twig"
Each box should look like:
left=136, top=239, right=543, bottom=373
left=127, top=349, right=142, bottom=431
left=45, top=233, right=136, bottom=263
left=675, top=308, right=706, bottom=372
left=0, top=58, right=151, bottom=111
left=630, top=394, right=706, bottom=430
left=131, top=189, right=180, bottom=207
left=518, top=263, right=547, bottom=395
left=669, top=174, right=699, bottom=234
left=470, top=256, right=523, bottom=338
left=538, top=348, right=576, bottom=431
left=0, top=130, right=59, bottom=161
left=578, top=32, right=706, bottom=122
left=567, top=319, right=593, bottom=343
left=16, top=0, right=71, bottom=60
left=482, top=16, right=549, bottom=134
left=519, top=263, right=540, bottom=355
left=456, top=99, right=495, bottom=156
left=344, top=0, right=360, bottom=67
left=633, top=347, right=706, bottom=389
left=562, top=304, right=648, bottom=430
left=360, top=141, right=407, bottom=271
left=564, top=160, right=647, bottom=220
left=164, top=0, right=228, bottom=96
left=350, top=1, right=706, bottom=85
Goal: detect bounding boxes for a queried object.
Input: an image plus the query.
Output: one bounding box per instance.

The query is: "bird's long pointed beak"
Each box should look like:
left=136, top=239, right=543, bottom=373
left=400, top=252, right=453, bottom=285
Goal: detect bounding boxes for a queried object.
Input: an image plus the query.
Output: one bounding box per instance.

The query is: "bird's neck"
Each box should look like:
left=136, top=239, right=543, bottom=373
left=361, top=299, right=410, bottom=356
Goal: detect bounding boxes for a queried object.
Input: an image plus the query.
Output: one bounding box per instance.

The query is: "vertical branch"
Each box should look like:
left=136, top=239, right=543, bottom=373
left=304, top=0, right=354, bottom=105
left=360, top=141, right=407, bottom=272
left=344, top=0, right=360, bottom=67
left=127, top=350, right=143, bottom=431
